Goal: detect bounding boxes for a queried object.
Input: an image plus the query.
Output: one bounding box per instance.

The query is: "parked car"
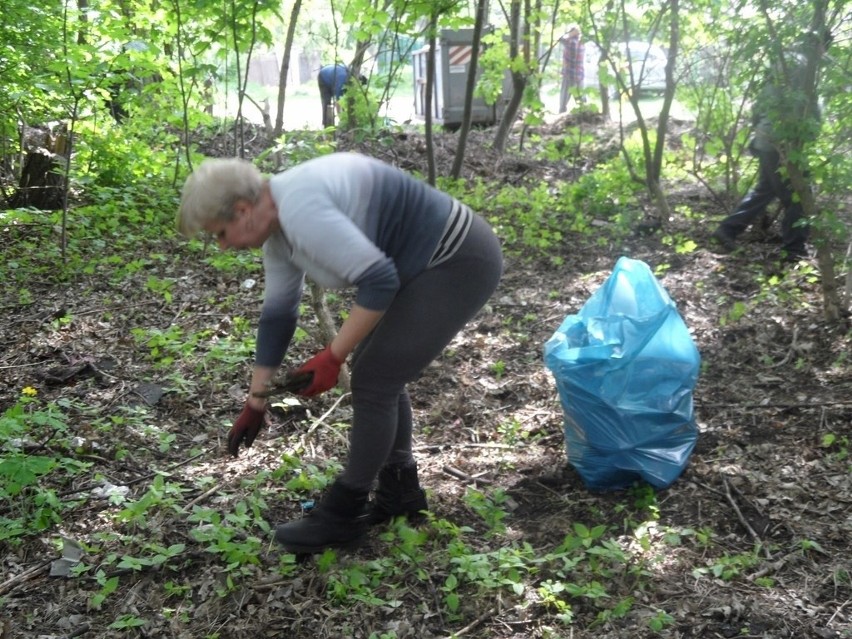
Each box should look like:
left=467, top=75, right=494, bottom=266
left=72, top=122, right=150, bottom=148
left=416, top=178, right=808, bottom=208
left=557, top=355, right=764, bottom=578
left=620, top=41, right=668, bottom=94
left=584, top=41, right=669, bottom=97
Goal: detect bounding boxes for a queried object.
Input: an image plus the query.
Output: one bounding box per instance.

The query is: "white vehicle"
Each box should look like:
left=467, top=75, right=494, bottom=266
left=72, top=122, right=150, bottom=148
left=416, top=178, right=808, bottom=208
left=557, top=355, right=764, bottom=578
left=584, top=41, right=669, bottom=96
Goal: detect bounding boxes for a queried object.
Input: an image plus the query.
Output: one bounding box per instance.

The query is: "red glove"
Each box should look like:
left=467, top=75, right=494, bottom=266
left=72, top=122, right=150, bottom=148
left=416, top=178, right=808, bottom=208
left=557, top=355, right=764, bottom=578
left=227, top=403, right=266, bottom=457
left=295, top=346, right=343, bottom=397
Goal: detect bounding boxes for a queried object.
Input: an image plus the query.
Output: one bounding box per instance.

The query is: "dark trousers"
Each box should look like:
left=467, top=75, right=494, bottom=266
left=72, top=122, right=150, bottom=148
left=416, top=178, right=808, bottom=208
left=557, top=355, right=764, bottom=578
left=340, top=214, right=503, bottom=491
left=559, top=77, right=583, bottom=113
left=318, top=78, right=335, bottom=127
left=718, top=148, right=809, bottom=256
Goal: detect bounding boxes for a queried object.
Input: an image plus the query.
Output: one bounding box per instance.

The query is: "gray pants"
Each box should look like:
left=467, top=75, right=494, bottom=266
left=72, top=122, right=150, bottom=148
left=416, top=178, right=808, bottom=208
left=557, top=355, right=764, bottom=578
left=340, top=213, right=503, bottom=491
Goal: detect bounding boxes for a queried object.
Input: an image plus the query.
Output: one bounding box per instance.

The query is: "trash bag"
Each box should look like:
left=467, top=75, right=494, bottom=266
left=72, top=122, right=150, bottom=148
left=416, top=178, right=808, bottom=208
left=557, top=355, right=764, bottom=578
left=544, top=257, right=700, bottom=490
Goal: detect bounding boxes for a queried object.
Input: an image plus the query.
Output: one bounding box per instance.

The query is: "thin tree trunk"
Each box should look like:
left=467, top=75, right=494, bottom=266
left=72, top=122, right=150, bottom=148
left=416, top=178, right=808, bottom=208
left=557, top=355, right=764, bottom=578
left=424, top=13, right=437, bottom=185
left=789, top=166, right=840, bottom=322
left=651, top=0, right=679, bottom=184
left=450, top=0, right=488, bottom=179
left=231, top=0, right=261, bottom=157
left=763, top=0, right=839, bottom=321
left=274, top=0, right=302, bottom=138
left=798, top=1, right=839, bottom=322
left=493, top=0, right=526, bottom=155
left=643, top=0, right=678, bottom=226
left=307, top=282, right=350, bottom=391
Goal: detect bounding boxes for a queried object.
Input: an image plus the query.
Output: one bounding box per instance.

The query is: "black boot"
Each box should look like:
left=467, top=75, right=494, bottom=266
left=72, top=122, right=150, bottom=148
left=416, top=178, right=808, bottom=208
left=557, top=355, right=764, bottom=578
left=367, top=462, right=428, bottom=526
left=274, top=479, right=369, bottom=554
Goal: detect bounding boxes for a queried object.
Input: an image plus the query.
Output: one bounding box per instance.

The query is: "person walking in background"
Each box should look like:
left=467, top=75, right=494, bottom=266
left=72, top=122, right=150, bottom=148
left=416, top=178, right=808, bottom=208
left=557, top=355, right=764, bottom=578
left=317, top=63, right=351, bottom=127
left=177, top=152, right=503, bottom=555
left=559, top=25, right=585, bottom=113
left=711, top=51, right=822, bottom=263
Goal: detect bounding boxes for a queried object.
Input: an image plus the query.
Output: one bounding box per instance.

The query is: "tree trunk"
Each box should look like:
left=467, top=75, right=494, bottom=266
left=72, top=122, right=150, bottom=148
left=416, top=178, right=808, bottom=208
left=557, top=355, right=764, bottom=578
left=306, top=282, right=350, bottom=392
left=8, top=127, right=68, bottom=211
left=787, top=163, right=840, bottom=322
left=424, top=13, right=438, bottom=185
left=231, top=0, right=261, bottom=157
left=766, top=0, right=839, bottom=322
left=651, top=0, right=679, bottom=185
left=493, top=0, right=526, bottom=155
left=450, top=0, right=488, bottom=179
left=274, top=0, right=302, bottom=138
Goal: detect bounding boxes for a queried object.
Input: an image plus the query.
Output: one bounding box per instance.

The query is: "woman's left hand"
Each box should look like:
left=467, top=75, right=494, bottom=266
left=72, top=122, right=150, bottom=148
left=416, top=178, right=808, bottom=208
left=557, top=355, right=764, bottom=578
left=228, top=402, right=266, bottom=457
left=295, top=346, right=343, bottom=396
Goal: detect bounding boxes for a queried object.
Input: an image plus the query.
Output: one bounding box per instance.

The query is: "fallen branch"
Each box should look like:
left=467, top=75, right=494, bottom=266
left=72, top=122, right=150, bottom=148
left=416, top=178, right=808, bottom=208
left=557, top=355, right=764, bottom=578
left=0, top=361, right=44, bottom=370
left=50, top=447, right=215, bottom=500
left=770, top=325, right=799, bottom=369
left=0, top=559, right=51, bottom=597
left=696, top=400, right=852, bottom=410
left=442, top=465, right=493, bottom=485
left=456, top=442, right=517, bottom=450
left=185, top=481, right=226, bottom=511
left=441, top=606, right=497, bottom=639
left=414, top=442, right=523, bottom=453
left=65, top=622, right=91, bottom=638
left=722, top=476, right=772, bottom=559
left=827, top=597, right=851, bottom=626
left=303, top=392, right=351, bottom=440
left=747, top=549, right=799, bottom=581
left=687, top=478, right=728, bottom=499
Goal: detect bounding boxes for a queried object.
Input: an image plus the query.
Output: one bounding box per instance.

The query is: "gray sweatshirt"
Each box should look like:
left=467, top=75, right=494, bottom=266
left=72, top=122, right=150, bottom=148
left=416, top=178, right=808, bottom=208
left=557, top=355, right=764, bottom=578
left=751, top=56, right=820, bottom=153
left=254, top=152, right=472, bottom=368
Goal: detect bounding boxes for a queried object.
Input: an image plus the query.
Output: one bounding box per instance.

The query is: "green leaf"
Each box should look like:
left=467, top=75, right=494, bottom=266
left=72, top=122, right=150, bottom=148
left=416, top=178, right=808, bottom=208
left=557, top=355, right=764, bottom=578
left=445, top=592, right=460, bottom=612
left=110, top=615, right=146, bottom=629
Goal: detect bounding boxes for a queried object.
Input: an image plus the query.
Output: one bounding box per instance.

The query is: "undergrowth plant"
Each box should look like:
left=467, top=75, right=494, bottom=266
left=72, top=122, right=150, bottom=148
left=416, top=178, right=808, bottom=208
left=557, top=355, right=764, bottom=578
left=821, top=432, right=849, bottom=463
left=131, top=320, right=256, bottom=372
left=301, top=484, right=702, bottom=631
left=436, top=154, right=647, bottom=265
left=717, top=261, right=821, bottom=330
left=0, top=392, right=91, bottom=543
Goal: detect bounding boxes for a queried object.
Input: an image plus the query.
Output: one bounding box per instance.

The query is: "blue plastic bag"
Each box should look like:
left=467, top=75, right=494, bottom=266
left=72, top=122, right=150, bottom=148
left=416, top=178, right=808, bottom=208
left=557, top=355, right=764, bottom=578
left=544, top=257, right=700, bottom=490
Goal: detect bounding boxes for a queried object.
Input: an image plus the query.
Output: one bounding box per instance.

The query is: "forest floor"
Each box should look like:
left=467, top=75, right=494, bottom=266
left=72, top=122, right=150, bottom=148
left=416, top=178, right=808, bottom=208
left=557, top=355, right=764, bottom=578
left=1, top=115, right=851, bottom=639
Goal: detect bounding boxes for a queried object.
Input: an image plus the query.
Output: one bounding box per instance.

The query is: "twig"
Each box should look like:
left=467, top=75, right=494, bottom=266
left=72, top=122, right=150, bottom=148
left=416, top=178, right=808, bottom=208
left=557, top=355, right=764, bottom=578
left=55, top=447, right=216, bottom=499
left=722, top=476, right=771, bottom=559
left=728, top=479, right=770, bottom=525
left=124, top=447, right=216, bottom=487
left=0, top=361, right=44, bottom=370
left=442, top=607, right=497, bottom=639
left=696, top=400, right=852, bottom=410
left=167, top=300, right=191, bottom=327
left=65, top=622, right=91, bottom=638
left=535, top=480, right=572, bottom=501
left=185, top=481, right=225, bottom=511
left=457, top=442, right=517, bottom=450
left=414, top=442, right=523, bottom=453
left=303, top=392, right=351, bottom=439
left=827, top=598, right=851, bottom=626
left=0, top=559, right=51, bottom=597
left=686, top=478, right=727, bottom=499
left=747, top=549, right=799, bottom=581
left=442, top=465, right=493, bottom=485
left=770, top=325, right=799, bottom=369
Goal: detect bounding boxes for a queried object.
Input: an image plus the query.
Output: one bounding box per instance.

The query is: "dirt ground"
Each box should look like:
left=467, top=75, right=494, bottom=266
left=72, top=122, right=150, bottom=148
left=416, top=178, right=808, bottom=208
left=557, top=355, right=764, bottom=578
left=1, top=119, right=851, bottom=639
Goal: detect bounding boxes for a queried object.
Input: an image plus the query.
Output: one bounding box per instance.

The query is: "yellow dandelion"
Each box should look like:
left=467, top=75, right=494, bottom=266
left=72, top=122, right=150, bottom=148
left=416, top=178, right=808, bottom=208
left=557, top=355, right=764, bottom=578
left=22, top=386, right=38, bottom=397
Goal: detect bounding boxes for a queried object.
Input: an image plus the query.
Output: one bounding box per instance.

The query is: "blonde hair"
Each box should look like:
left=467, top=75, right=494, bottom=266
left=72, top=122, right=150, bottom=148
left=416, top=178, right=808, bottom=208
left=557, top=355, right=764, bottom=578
left=177, top=158, right=264, bottom=237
